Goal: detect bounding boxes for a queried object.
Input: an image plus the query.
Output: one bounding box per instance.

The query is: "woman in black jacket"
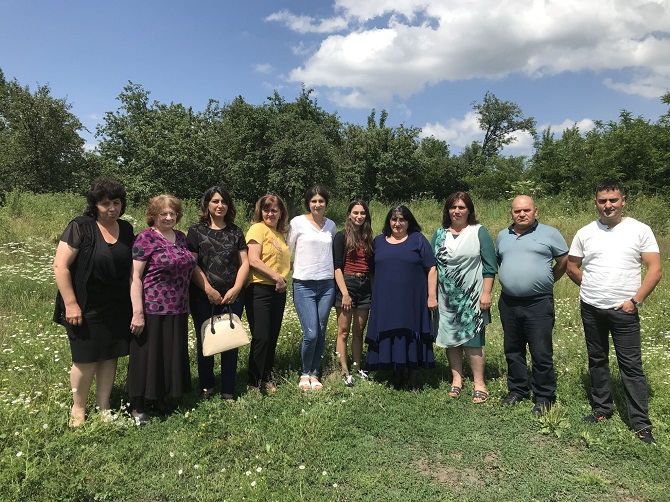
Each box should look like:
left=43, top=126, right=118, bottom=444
left=53, top=178, right=134, bottom=427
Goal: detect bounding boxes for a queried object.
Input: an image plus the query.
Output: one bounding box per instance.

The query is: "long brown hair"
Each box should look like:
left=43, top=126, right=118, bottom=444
left=344, top=199, right=374, bottom=257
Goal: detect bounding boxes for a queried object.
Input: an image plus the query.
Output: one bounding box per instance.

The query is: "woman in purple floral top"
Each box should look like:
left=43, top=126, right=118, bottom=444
left=127, top=194, right=196, bottom=424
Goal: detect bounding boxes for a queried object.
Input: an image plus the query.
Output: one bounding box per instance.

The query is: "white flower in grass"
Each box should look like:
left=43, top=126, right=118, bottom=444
left=333, top=483, right=338, bottom=488
left=322, top=471, right=327, bottom=476
left=16, top=451, right=22, bottom=457
left=256, top=467, right=262, bottom=473
left=298, top=465, right=305, bottom=470
left=245, top=471, right=251, bottom=476
left=251, top=481, right=257, bottom=487
left=170, top=452, right=175, bottom=458
left=178, top=469, right=183, bottom=475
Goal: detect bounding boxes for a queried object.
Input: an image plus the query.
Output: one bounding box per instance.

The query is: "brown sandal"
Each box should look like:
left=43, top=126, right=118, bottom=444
left=472, top=390, right=489, bottom=404
left=448, top=386, right=462, bottom=398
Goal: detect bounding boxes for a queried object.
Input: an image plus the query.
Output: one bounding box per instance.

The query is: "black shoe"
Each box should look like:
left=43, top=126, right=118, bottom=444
left=582, top=411, right=612, bottom=423
left=150, top=400, right=175, bottom=416
left=636, top=428, right=656, bottom=444
left=200, top=388, right=216, bottom=401
left=131, top=410, right=151, bottom=426
left=501, top=393, right=526, bottom=407
left=532, top=402, right=551, bottom=417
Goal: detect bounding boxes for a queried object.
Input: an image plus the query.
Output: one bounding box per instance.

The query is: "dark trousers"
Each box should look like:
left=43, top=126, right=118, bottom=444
left=580, top=301, right=651, bottom=430
left=499, top=294, right=557, bottom=403
left=245, top=283, right=286, bottom=387
left=190, top=294, right=244, bottom=395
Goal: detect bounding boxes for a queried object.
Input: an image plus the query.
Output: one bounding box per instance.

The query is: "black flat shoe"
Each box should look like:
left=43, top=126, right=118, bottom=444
left=582, top=411, right=612, bottom=423
left=131, top=410, right=151, bottom=426
left=636, top=428, right=656, bottom=445
left=200, top=388, right=216, bottom=401
left=500, top=393, right=526, bottom=407
left=150, top=401, right=175, bottom=416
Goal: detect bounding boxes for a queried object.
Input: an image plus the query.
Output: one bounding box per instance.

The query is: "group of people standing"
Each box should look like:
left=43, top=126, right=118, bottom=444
left=53, top=178, right=660, bottom=444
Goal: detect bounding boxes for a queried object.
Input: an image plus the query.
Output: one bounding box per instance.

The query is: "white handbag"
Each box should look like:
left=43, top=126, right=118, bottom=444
left=200, top=305, right=250, bottom=356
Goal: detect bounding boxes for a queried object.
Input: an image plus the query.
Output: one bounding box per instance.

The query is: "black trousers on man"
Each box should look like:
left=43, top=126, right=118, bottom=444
left=499, top=293, right=557, bottom=404
left=580, top=301, right=651, bottom=431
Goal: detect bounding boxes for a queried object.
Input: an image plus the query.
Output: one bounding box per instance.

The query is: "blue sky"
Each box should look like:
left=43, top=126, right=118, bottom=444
left=2, top=0, right=669, bottom=155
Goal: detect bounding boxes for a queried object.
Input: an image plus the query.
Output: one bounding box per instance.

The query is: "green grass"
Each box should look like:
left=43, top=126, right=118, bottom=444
left=1, top=192, right=669, bottom=501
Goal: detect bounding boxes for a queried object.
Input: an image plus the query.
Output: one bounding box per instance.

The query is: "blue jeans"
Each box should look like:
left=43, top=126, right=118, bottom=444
left=293, top=279, right=336, bottom=375
left=190, top=294, right=244, bottom=396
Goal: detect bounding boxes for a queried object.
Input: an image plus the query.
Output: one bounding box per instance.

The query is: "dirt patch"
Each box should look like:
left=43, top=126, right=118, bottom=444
left=415, top=458, right=482, bottom=487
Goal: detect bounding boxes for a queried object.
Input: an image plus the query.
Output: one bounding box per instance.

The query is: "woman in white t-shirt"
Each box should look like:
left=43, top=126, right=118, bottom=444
left=287, top=185, right=337, bottom=391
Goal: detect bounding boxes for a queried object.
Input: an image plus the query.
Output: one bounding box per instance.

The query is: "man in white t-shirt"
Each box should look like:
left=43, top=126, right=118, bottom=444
left=567, top=180, right=662, bottom=444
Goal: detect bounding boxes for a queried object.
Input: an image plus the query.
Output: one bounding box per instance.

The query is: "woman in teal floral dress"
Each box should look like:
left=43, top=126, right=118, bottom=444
left=432, top=192, right=496, bottom=404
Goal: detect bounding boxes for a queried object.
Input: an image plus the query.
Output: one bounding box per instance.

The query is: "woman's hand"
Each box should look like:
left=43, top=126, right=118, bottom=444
left=480, top=291, right=492, bottom=311
left=341, top=293, right=352, bottom=311
left=427, top=295, right=438, bottom=311
left=65, top=303, right=83, bottom=326
left=275, top=276, right=286, bottom=293
left=205, top=285, right=223, bottom=305
left=221, top=287, right=240, bottom=305
left=130, top=312, right=144, bottom=336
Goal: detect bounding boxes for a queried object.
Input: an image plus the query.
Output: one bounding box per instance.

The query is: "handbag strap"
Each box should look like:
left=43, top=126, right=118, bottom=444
left=209, top=304, right=235, bottom=334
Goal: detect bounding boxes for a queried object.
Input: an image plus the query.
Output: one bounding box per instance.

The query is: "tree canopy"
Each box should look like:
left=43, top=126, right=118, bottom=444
left=2, top=66, right=670, bottom=207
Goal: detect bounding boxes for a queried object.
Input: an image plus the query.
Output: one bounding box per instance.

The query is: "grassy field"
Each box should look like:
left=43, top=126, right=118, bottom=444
left=1, top=191, right=669, bottom=501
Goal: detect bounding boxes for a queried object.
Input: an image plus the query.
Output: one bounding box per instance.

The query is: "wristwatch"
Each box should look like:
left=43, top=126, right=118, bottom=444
left=630, top=298, right=643, bottom=308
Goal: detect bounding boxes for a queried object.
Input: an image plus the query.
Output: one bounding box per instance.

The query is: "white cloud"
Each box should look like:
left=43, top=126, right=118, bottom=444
left=421, top=111, right=481, bottom=148
left=420, top=113, right=597, bottom=155
left=253, top=63, right=274, bottom=74
left=539, top=118, right=597, bottom=137
left=272, top=0, right=670, bottom=107
left=265, top=10, right=348, bottom=34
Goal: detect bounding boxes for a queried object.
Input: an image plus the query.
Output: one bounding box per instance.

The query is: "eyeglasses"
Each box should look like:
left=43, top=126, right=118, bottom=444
left=159, top=211, right=177, bottom=218
left=262, top=209, right=280, bottom=215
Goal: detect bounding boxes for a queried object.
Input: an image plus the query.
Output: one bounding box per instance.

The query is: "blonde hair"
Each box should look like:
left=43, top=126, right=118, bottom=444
left=146, top=194, right=183, bottom=226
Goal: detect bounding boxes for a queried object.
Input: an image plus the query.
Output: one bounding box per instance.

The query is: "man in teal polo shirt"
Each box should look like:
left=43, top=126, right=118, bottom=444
left=496, top=195, right=568, bottom=416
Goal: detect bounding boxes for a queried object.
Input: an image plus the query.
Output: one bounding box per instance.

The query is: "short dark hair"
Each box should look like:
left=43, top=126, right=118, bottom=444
left=198, top=186, right=236, bottom=226
left=595, top=180, right=625, bottom=196
left=382, top=205, right=422, bottom=236
left=442, top=191, right=479, bottom=228
left=303, top=185, right=330, bottom=212
left=84, top=177, right=127, bottom=219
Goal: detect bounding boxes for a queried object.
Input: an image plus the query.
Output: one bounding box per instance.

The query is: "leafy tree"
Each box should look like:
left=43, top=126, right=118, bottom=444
left=473, top=92, right=536, bottom=165
left=375, top=123, right=423, bottom=202
left=581, top=111, right=669, bottom=195
left=95, top=82, right=213, bottom=203
left=416, top=136, right=459, bottom=201
left=265, top=88, right=341, bottom=214
left=528, top=126, right=589, bottom=196
left=0, top=69, right=88, bottom=195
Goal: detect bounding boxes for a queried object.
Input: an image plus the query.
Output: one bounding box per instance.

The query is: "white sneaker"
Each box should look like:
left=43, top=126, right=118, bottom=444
left=344, top=375, right=354, bottom=387
left=358, top=369, right=369, bottom=381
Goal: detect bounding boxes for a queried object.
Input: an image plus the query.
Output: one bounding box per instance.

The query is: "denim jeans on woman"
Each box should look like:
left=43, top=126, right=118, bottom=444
left=293, top=279, right=336, bottom=375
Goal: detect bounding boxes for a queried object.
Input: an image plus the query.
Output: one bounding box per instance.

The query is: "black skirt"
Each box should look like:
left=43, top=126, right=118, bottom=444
left=126, top=313, right=192, bottom=400
left=67, top=302, right=131, bottom=363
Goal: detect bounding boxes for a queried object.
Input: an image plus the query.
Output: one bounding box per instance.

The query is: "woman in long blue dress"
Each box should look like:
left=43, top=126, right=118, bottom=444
left=365, top=205, right=437, bottom=390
